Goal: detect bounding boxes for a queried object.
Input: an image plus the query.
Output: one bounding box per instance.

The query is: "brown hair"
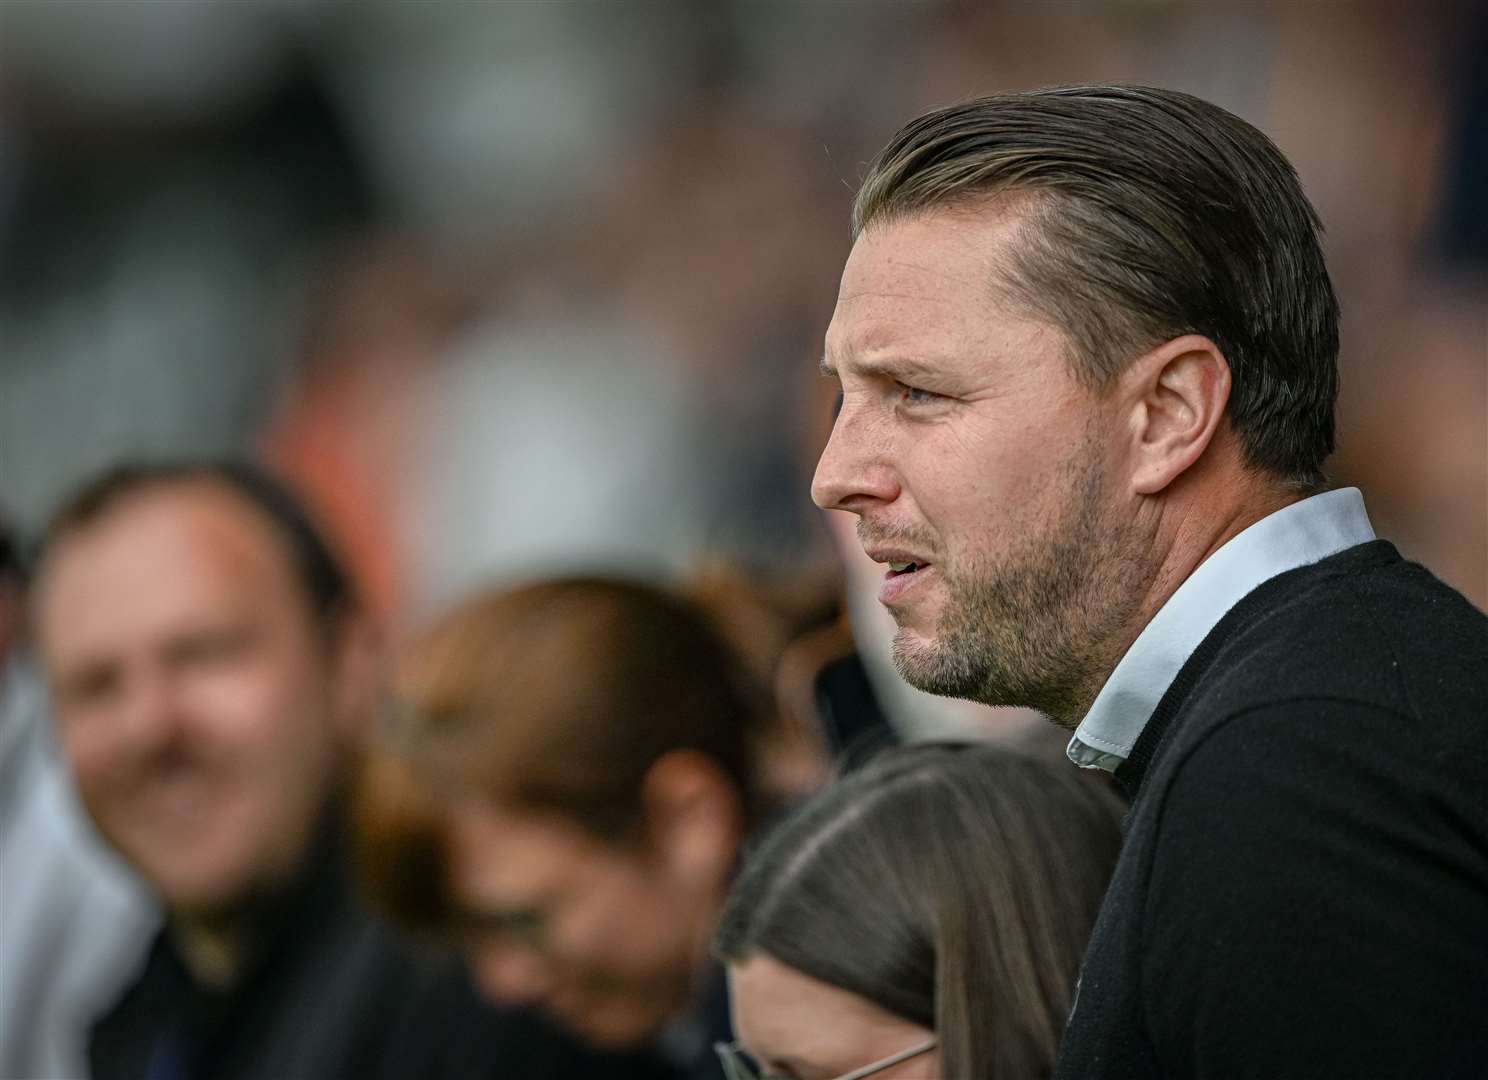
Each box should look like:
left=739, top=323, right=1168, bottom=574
left=854, top=84, right=1340, bottom=490
left=715, top=742, right=1126, bottom=1079
left=358, top=576, right=770, bottom=930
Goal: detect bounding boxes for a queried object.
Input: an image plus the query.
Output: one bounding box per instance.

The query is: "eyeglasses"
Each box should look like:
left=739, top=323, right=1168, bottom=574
left=715, top=1037, right=938, bottom=1080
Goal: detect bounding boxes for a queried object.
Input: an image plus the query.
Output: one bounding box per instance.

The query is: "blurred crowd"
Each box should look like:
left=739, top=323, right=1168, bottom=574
left=1, top=3, right=1485, bottom=1079
left=2, top=0, right=1484, bottom=623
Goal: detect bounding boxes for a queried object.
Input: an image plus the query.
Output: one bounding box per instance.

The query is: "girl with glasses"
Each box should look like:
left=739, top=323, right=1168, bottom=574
left=714, top=742, right=1125, bottom=1079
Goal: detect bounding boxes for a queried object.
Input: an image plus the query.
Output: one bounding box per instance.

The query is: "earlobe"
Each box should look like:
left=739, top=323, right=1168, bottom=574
left=1125, top=335, right=1231, bottom=496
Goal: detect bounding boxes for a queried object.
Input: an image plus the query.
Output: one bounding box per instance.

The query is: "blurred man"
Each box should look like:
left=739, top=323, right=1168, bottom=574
left=814, top=85, right=1488, bottom=1077
left=30, top=462, right=649, bottom=1080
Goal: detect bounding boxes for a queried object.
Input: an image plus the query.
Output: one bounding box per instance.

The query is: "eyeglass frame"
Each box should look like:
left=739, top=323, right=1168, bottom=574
left=714, top=1036, right=938, bottom=1080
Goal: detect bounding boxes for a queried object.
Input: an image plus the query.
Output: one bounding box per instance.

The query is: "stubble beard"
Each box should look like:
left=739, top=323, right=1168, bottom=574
left=889, top=447, right=1154, bottom=728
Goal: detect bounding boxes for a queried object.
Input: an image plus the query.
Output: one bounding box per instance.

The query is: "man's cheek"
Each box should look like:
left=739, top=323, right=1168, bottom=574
left=64, top=725, right=118, bottom=794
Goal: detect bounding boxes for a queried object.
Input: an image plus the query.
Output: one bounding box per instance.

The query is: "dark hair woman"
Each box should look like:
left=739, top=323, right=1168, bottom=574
left=714, top=742, right=1125, bottom=1080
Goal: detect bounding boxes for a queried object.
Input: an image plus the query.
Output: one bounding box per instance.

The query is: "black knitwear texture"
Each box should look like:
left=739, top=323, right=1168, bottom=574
left=1056, top=541, right=1488, bottom=1079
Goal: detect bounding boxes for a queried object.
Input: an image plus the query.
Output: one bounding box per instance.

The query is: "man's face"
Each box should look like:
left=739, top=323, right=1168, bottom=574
left=812, top=207, right=1152, bottom=720
left=445, top=801, right=705, bottom=1050
left=36, top=483, right=355, bottom=915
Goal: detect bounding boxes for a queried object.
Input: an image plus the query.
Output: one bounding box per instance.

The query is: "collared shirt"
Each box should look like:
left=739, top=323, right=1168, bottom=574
left=1067, top=488, right=1377, bottom=772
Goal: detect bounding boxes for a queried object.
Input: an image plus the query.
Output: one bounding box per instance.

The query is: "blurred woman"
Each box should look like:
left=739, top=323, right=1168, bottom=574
left=358, top=577, right=787, bottom=1079
left=714, top=742, right=1125, bottom=1080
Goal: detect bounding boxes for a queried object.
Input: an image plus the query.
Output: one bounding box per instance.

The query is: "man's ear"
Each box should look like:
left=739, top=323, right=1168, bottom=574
left=1120, top=334, right=1232, bottom=496
left=640, top=750, right=743, bottom=897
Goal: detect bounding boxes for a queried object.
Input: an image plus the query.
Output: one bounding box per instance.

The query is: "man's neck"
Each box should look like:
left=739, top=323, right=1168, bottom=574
left=1058, top=477, right=1312, bottom=728
left=166, top=799, right=343, bottom=989
left=1154, top=483, right=1310, bottom=609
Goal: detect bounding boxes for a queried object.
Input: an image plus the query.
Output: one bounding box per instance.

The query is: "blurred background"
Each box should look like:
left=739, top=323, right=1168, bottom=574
left=3, top=0, right=1485, bottom=640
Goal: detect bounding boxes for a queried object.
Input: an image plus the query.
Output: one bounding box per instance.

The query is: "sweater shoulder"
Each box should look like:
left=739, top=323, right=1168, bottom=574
left=1185, top=544, right=1486, bottom=737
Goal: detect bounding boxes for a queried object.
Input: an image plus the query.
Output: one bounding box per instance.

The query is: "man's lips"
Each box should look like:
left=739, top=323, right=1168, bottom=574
left=864, top=548, right=935, bottom=605
left=863, top=547, right=932, bottom=570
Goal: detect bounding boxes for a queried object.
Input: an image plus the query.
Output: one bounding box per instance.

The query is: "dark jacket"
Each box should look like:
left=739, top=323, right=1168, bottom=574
left=89, top=817, right=669, bottom=1080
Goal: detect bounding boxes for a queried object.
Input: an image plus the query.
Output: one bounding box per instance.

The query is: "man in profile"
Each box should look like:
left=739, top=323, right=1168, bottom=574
left=813, top=85, right=1487, bottom=1076
left=30, top=462, right=654, bottom=1080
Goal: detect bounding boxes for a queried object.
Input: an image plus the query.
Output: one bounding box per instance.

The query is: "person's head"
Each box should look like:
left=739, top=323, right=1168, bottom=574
left=715, top=742, right=1125, bottom=1080
left=31, top=461, right=373, bottom=919
left=360, top=577, right=769, bottom=1049
left=812, top=84, right=1340, bottom=723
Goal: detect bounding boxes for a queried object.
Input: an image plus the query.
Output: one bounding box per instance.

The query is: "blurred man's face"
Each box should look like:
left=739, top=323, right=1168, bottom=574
left=445, top=801, right=706, bottom=1050
left=36, top=483, right=356, bottom=916
left=812, top=206, right=1153, bottom=720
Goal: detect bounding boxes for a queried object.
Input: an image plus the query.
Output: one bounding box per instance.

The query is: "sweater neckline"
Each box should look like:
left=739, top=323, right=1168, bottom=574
left=1113, top=539, right=1400, bottom=799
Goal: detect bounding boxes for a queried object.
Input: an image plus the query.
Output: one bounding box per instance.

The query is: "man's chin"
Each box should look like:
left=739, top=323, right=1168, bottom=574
left=133, top=846, right=260, bottom=917
left=891, top=630, right=971, bottom=697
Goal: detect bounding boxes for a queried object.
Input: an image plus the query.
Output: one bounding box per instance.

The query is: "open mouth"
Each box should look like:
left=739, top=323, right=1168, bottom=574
left=878, top=557, right=933, bottom=605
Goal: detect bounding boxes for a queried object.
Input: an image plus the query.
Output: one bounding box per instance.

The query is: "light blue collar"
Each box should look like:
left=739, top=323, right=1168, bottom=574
left=1067, top=488, right=1376, bottom=771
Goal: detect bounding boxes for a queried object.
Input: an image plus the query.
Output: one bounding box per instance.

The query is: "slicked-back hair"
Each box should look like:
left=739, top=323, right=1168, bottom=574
left=37, top=460, right=355, bottom=631
left=716, top=742, right=1126, bottom=1080
left=854, top=84, right=1340, bottom=489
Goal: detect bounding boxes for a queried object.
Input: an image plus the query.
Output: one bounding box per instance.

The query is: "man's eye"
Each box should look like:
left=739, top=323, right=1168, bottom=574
left=63, top=666, right=121, bottom=710
left=898, top=383, right=940, bottom=406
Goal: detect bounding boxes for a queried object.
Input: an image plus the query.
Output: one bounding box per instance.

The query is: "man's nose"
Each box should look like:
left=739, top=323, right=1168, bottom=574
left=811, top=404, right=899, bottom=512
left=469, top=942, right=553, bottom=1007
left=117, top=667, right=187, bottom=752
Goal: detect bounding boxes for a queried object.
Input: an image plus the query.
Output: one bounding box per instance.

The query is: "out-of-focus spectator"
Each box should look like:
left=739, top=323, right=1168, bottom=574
left=360, top=577, right=792, bottom=1080
left=1, top=521, right=156, bottom=1080
left=715, top=742, right=1126, bottom=1080
left=27, top=462, right=637, bottom=1080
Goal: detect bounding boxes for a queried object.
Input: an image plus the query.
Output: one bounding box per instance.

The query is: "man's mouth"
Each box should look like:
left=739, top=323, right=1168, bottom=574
left=874, top=554, right=934, bottom=606
left=131, top=769, right=221, bottom=828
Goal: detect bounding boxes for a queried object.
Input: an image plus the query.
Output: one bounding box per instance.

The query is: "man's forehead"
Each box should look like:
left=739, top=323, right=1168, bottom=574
left=825, top=208, right=1033, bottom=365
left=37, top=485, right=298, bottom=644
left=48, top=483, right=292, bottom=586
left=841, top=203, right=1030, bottom=290
left=447, top=801, right=585, bottom=897
left=823, top=285, right=974, bottom=376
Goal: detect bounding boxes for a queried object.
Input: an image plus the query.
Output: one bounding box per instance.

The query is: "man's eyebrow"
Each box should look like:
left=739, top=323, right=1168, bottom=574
left=826, top=352, right=949, bottom=383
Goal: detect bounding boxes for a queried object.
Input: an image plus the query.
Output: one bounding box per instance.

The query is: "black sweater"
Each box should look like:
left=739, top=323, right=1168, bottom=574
left=1054, top=541, right=1488, bottom=1079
